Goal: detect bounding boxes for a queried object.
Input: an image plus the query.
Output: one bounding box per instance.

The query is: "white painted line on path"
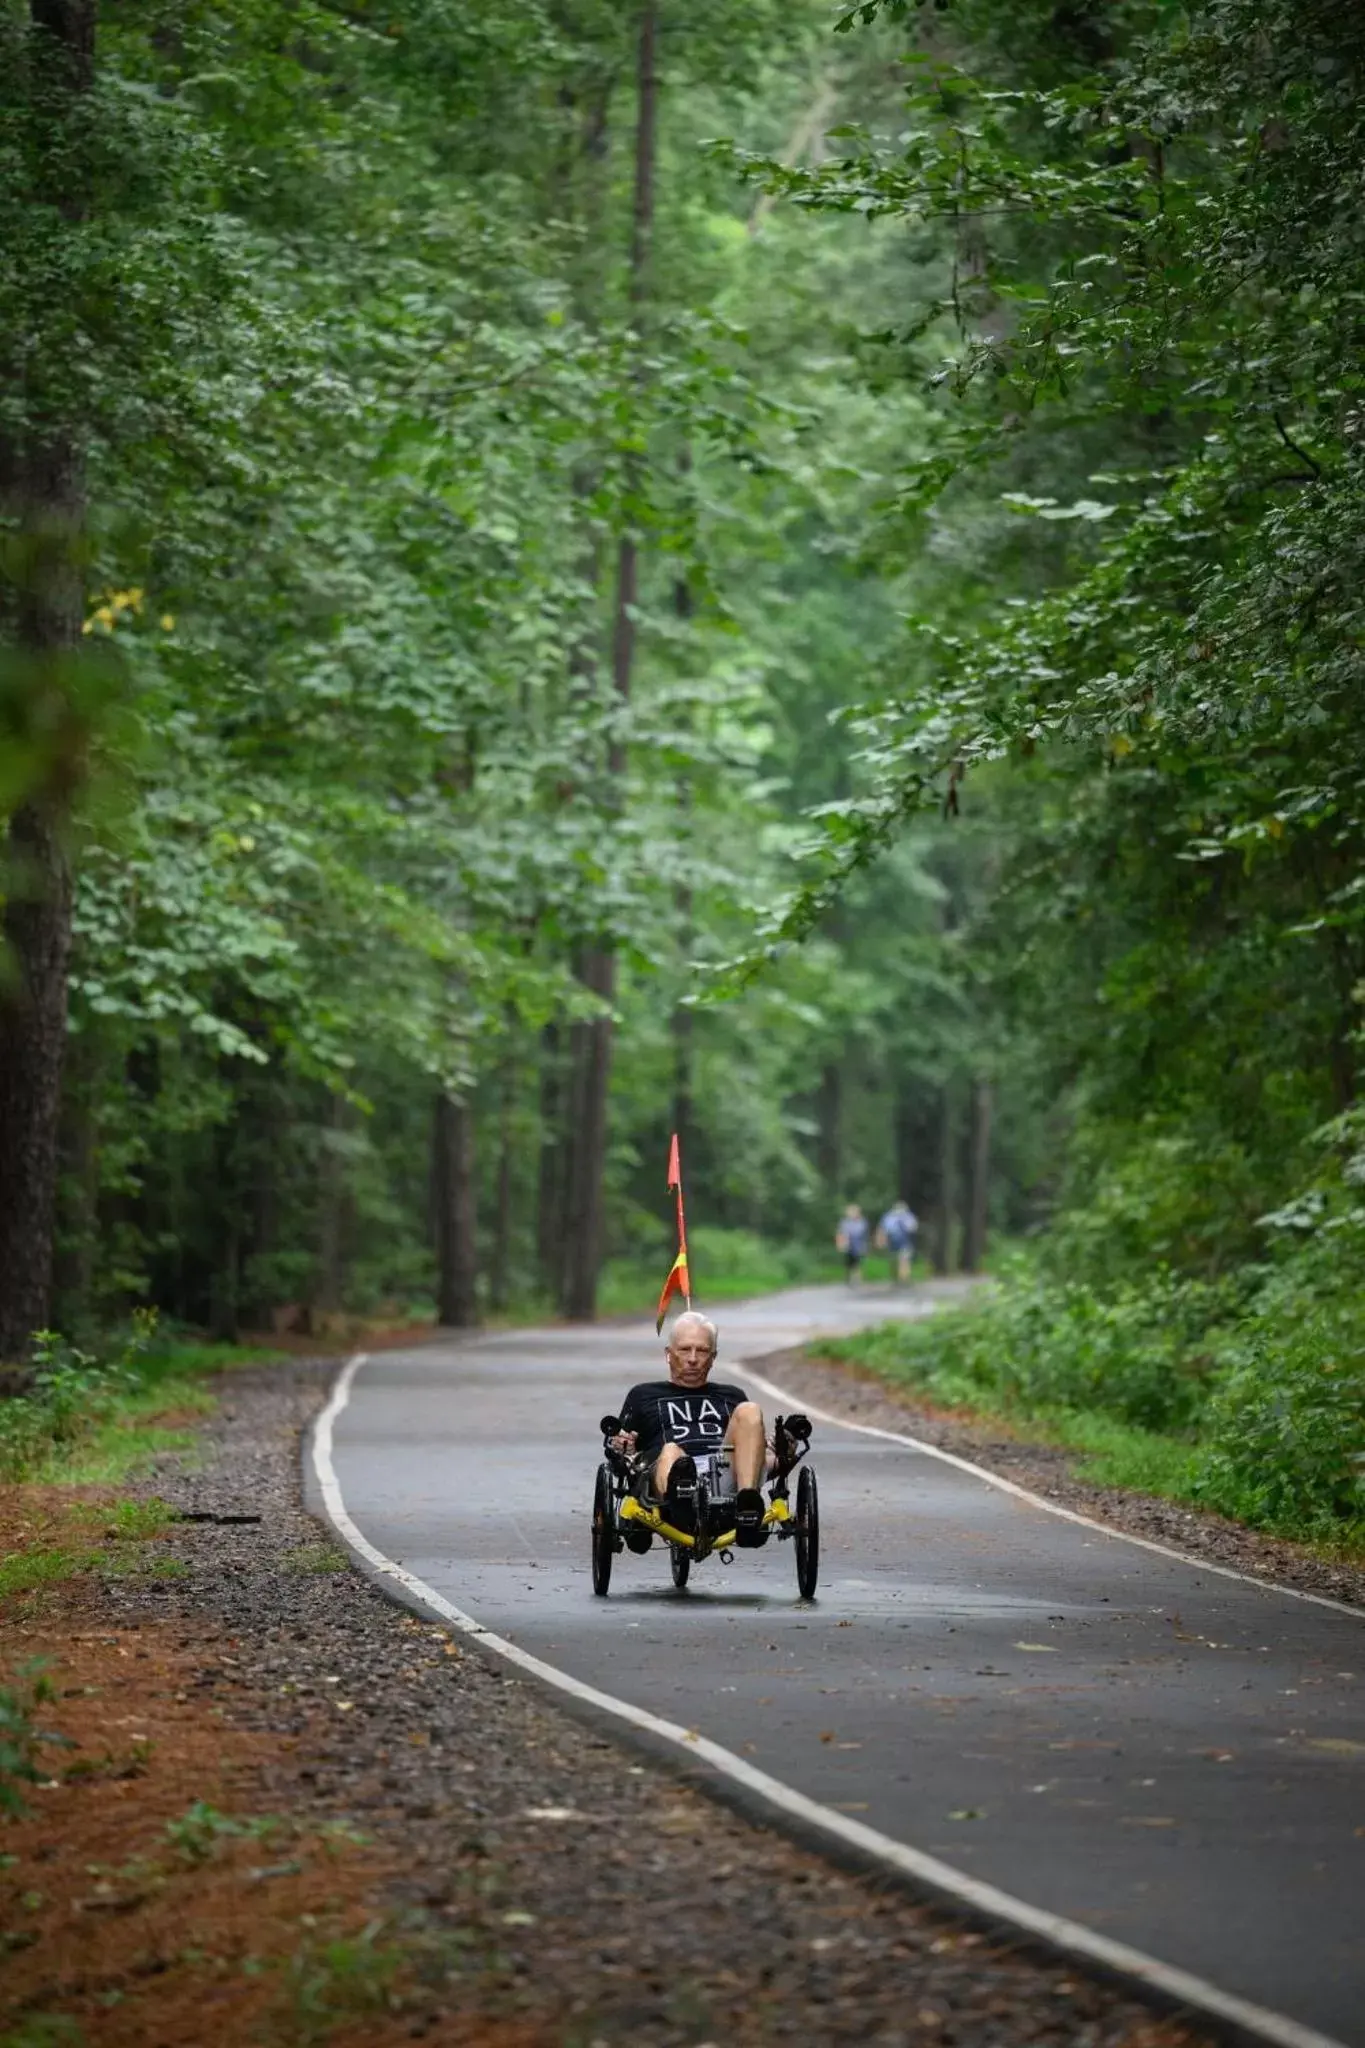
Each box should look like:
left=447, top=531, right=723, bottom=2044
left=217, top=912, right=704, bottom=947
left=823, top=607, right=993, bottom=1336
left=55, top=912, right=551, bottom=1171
left=742, top=1366, right=1363, bottom=1622
left=313, top=1350, right=1348, bottom=2048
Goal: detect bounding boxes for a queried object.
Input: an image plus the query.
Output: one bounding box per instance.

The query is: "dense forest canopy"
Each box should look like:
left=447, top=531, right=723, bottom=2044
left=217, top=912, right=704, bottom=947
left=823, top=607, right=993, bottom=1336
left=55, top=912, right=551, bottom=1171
left=1, top=0, right=1361, bottom=1537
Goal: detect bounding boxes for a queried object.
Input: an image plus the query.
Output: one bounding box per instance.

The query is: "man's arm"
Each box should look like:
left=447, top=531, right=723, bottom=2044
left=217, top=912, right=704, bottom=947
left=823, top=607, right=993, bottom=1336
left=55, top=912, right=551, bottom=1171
left=611, top=1386, right=644, bottom=1456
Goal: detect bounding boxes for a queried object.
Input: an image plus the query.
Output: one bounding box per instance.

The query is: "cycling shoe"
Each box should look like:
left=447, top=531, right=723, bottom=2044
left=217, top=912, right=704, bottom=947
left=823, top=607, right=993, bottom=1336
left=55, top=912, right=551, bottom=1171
left=734, top=1487, right=768, bottom=1548
left=665, top=1455, right=698, bottom=1531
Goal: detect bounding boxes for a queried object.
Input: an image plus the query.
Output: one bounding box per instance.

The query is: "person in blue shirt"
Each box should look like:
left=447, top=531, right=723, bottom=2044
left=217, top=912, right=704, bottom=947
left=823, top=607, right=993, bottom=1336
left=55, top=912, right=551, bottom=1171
left=834, top=1203, right=870, bottom=1285
left=876, top=1199, right=919, bottom=1283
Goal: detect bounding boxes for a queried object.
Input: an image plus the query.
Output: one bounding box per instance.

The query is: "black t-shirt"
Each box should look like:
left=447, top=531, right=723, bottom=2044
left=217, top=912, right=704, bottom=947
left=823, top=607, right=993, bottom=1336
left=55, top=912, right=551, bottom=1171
left=618, top=1379, right=749, bottom=1461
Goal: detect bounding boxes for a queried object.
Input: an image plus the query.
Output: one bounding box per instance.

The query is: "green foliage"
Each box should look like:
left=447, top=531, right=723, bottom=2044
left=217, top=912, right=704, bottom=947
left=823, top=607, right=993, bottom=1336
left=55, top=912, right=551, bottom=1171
left=1193, top=1238, right=1365, bottom=1542
left=6, top=0, right=1362, bottom=1577
left=824, top=1258, right=1221, bottom=1434
left=0, top=1662, right=56, bottom=1817
left=286, top=1921, right=404, bottom=2044
left=0, top=2017, right=86, bottom=2048
left=0, top=1548, right=96, bottom=1600
left=0, top=1325, right=142, bottom=1482
left=825, top=1222, right=1365, bottom=1547
left=0, top=1314, right=271, bottom=1483
left=164, top=1801, right=280, bottom=1863
left=597, top=1225, right=836, bottom=1317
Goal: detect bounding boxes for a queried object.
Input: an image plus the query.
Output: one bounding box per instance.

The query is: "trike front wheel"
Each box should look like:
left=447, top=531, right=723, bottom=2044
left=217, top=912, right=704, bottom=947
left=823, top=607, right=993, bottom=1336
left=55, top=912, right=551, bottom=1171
left=591, top=1462, right=617, bottom=1596
left=795, top=1465, right=819, bottom=1599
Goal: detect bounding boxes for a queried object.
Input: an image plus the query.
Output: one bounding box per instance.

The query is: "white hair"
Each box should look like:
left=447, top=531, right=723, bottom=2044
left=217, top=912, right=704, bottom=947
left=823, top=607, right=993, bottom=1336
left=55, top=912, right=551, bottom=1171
left=668, top=1309, right=717, bottom=1352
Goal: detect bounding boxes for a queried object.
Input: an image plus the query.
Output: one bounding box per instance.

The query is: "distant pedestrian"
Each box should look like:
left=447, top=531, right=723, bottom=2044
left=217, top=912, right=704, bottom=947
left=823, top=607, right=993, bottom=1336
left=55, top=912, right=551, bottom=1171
left=876, top=1199, right=919, bottom=1283
left=835, top=1204, right=869, bottom=1285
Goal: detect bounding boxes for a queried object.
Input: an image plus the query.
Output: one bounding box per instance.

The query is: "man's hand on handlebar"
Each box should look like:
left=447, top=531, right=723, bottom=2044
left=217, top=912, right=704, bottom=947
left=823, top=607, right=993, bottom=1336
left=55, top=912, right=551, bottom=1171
left=610, top=1429, right=638, bottom=1456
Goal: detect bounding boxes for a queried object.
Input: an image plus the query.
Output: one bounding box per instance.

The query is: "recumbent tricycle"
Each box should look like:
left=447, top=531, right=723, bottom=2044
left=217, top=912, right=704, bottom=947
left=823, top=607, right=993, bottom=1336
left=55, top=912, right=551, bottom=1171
left=590, top=1411, right=818, bottom=1598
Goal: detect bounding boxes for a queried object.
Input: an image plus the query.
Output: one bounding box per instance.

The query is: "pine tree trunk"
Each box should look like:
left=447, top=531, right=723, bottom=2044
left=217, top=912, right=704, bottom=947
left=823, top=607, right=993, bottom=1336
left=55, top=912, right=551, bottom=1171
left=670, top=516, right=695, bottom=1168
left=208, top=1114, right=242, bottom=1342
left=0, top=805, right=76, bottom=1358
left=931, top=1082, right=956, bottom=1275
left=53, top=1030, right=97, bottom=1331
left=893, top=1083, right=923, bottom=1211
left=433, top=1093, right=478, bottom=1327
left=489, top=1056, right=516, bottom=1313
left=961, top=1078, right=994, bottom=1273
left=559, top=0, right=659, bottom=1322
left=316, top=1094, right=350, bottom=1318
left=0, top=2, right=96, bottom=1362
left=536, top=1023, right=566, bottom=1296
left=561, top=950, right=615, bottom=1320
left=816, top=1061, right=841, bottom=1194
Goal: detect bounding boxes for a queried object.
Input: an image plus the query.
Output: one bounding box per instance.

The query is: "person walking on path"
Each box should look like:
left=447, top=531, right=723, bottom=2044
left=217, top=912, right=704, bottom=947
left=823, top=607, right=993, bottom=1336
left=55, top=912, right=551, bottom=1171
left=876, top=1199, right=918, bottom=1284
left=835, top=1203, right=870, bottom=1285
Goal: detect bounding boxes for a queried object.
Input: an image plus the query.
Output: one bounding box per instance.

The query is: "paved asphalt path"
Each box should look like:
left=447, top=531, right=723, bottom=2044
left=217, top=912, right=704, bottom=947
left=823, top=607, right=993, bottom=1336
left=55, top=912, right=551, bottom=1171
left=326, top=1284, right=1364, bottom=2045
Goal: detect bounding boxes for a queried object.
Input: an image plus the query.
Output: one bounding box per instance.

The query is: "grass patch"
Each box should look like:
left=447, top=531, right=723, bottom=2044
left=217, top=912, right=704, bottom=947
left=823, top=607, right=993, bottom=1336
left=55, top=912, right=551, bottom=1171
left=0, top=1547, right=94, bottom=1599
left=1013, top=1408, right=1202, bottom=1499
left=40, top=1419, right=204, bottom=1487
left=70, top=1498, right=177, bottom=1540
left=0, top=1496, right=187, bottom=1600
left=281, top=1541, right=350, bottom=1576
left=816, top=1325, right=1202, bottom=1504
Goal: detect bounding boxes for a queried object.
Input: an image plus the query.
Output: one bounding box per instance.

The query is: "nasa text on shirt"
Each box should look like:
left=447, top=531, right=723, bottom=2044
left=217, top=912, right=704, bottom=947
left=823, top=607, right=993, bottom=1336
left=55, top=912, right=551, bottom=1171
left=664, top=1395, right=727, bottom=1441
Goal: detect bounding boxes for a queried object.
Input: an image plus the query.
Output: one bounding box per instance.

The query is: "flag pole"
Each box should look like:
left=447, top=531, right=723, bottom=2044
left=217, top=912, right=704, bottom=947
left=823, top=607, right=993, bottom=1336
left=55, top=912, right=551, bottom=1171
left=674, top=1135, right=690, bottom=1310
left=656, top=1131, right=693, bottom=1331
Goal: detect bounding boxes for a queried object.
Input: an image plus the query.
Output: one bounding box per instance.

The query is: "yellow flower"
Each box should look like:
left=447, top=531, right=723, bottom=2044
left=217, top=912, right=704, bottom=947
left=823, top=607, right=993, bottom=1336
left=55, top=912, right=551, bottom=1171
left=160, top=614, right=175, bottom=632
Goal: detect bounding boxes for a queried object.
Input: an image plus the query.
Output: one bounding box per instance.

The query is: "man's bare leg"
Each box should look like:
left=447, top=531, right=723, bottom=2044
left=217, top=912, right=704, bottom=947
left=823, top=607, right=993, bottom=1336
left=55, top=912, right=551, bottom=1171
left=652, top=1441, right=688, bottom=1497
left=724, top=1402, right=766, bottom=1491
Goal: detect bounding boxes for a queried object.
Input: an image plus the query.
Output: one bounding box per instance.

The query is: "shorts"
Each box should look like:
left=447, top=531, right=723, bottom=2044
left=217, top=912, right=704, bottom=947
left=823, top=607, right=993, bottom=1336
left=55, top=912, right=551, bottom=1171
left=843, top=1249, right=863, bottom=1272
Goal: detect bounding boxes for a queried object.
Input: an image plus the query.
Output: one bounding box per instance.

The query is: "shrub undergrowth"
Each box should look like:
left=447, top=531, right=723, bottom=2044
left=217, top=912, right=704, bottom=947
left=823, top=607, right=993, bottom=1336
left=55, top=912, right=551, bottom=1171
left=819, top=1231, right=1365, bottom=1552
left=0, top=1315, right=275, bottom=1486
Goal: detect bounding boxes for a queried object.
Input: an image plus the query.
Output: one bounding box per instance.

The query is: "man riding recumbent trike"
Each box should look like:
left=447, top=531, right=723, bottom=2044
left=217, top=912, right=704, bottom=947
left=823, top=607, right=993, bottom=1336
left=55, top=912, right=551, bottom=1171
left=590, top=1310, right=819, bottom=1597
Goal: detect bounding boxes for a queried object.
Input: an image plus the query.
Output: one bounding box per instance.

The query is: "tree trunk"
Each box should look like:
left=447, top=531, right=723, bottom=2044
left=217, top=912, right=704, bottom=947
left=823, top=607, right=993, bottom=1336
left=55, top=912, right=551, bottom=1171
left=561, top=950, right=615, bottom=1320
left=536, top=1023, right=567, bottom=1296
left=0, top=2, right=96, bottom=1362
left=559, top=2, right=658, bottom=1321
left=53, top=1029, right=97, bottom=1332
left=670, top=538, right=695, bottom=1169
left=489, top=1057, right=516, bottom=1313
left=0, top=806, right=75, bottom=1358
left=816, top=1061, right=841, bottom=1194
left=316, top=1093, right=350, bottom=1318
left=208, top=1112, right=242, bottom=1342
left=930, top=1082, right=956, bottom=1275
left=433, top=1093, right=478, bottom=1327
left=893, top=1080, right=936, bottom=1216
left=961, top=1078, right=993, bottom=1273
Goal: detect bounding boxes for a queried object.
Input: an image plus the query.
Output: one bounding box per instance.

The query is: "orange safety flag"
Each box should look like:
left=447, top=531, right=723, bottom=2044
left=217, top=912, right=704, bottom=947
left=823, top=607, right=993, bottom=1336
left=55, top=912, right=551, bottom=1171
left=655, top=1132, right=692, bottom=1332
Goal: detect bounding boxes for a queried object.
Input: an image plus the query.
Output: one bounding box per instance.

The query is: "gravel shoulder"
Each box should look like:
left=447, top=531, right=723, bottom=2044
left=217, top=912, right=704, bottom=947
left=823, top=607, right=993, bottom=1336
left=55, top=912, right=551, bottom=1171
left=4, top=1354, right=1219, bottom=2048
left=762, top=1347, right=1365, bottom=1612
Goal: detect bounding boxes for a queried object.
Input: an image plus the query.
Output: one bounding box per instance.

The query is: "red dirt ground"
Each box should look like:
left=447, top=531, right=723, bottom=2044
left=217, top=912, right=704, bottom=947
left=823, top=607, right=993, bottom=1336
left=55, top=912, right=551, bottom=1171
left=1, top=1493, right=548, bottom=2047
